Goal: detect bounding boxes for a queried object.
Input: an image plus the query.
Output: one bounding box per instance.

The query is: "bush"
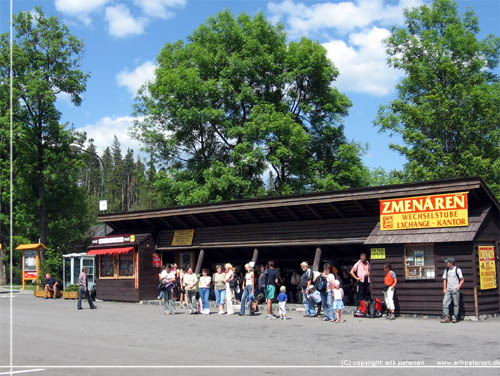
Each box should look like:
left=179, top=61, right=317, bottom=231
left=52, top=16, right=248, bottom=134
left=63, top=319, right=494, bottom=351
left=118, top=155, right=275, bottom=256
left=65, top=284, right=79, bottom=292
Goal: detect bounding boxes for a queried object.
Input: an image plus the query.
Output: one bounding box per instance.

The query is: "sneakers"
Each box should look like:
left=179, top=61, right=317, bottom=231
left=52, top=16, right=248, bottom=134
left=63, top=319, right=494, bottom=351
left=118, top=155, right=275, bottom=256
left=440, top=316, right=451, bottom=323
left=266, top=314, right=277, bottom=319
left=387, top=313, right=395, bottom=320
left=452, top=317, right=458, bottom=323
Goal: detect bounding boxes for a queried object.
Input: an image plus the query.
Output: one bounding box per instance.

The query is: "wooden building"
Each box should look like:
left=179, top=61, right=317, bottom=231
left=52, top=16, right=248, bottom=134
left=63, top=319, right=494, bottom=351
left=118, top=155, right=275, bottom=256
left=92, top=177, right=499, bottom=317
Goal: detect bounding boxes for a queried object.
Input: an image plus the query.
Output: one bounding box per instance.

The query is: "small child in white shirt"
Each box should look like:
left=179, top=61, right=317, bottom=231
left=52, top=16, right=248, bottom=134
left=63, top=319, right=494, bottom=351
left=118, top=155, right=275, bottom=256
left=333, top=280, right=345, bottom=323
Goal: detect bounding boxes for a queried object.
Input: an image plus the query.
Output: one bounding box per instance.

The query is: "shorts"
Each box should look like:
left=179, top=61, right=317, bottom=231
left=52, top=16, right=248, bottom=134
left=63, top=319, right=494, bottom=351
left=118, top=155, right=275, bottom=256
left=266, top=285, right=276, bottom=300
left=333, top=300, right=344, bottom=310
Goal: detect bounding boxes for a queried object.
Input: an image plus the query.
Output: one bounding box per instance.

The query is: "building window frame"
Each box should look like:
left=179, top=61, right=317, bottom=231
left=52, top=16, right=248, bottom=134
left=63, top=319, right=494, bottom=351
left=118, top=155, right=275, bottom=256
left=404, top=243, right=436, bottom=280
left=99, top=251, right=135, bottom=279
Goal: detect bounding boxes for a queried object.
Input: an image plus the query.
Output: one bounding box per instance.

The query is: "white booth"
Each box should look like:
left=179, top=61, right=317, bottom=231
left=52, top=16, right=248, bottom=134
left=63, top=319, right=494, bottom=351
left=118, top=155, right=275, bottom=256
left=62, top=253, right=96, bottom=290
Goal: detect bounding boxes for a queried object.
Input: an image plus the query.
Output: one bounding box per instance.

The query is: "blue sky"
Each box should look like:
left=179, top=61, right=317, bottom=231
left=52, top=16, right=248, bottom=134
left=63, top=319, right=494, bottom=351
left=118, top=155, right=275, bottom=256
left=2, top=0, right=499, bottom=172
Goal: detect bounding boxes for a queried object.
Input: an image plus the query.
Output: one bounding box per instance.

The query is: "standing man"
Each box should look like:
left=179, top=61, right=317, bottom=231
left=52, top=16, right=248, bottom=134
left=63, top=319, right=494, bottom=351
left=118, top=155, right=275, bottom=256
left=77, top=268, right=96, bottom=310
left=320, top=263, right=336, bottom=322
left=300, top=262, right=315, bottom=317
left=441, top=258, right=464, bottom=323
left=44, top=273, right=59, bottom=299
left=265, top=260, right=279, bottom=319
left=350, top=253, right=371, bottom=308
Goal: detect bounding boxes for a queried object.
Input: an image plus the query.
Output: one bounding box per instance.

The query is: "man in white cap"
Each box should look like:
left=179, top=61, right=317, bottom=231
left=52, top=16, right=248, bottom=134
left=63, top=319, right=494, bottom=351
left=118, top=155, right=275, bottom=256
left=441, top=257, right=464, bottom=323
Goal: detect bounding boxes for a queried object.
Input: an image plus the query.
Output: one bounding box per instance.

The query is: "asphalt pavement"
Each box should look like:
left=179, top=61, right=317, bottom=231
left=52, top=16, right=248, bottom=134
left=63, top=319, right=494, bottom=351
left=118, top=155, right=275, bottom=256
left=1, top=292, right=499, bottom=376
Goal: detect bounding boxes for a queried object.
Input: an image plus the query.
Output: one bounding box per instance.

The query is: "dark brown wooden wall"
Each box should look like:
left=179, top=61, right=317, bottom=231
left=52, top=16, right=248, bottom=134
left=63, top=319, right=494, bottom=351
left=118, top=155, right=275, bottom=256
left=370, top=243, right=476, bottom=316
left=139, top=237, right=160, bottom=301
left=157, top=217, right=378, bottom=248
left=96, top=278, right=139, bottom=302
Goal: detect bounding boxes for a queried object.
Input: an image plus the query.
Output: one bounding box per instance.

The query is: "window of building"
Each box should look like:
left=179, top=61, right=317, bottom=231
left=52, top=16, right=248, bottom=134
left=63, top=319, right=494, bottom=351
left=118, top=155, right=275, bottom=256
left=404, top=244, right=435, bottom=280
left=100, top=254, right=114, bottom=277
left=100, top=251, right=135, bottom=278
left=119, top=252, right=134, bottom=277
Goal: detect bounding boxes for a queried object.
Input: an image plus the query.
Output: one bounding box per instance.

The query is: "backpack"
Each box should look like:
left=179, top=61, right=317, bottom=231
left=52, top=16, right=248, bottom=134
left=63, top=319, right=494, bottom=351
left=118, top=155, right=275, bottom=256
left=354, top=300, right=367, bottom=317
left=314, top=274, right=327, bottom=292
left=258, top=270, right=268, bottom=289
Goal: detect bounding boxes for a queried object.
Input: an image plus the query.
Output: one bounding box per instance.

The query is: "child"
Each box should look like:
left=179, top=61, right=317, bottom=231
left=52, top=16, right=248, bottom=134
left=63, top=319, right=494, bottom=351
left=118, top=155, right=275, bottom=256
left=333, top=280, right=345, bottom=323
left=277, top=285, right=288, bottom=320
left=307, top=286, right=322, bottom=316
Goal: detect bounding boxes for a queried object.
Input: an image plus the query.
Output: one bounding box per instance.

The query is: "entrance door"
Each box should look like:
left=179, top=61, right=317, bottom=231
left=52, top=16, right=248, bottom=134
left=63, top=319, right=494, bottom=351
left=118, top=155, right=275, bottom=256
left=178, top=252, right=195, bottom=270
left=82, top=257, right=95, bottom=289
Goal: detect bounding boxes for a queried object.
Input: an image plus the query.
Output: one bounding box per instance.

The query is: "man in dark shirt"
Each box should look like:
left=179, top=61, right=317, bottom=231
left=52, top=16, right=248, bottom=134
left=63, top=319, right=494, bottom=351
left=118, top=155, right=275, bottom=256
left=44, top=273, right=59, bottom=299
left=265, top=260, right=279, bottom=319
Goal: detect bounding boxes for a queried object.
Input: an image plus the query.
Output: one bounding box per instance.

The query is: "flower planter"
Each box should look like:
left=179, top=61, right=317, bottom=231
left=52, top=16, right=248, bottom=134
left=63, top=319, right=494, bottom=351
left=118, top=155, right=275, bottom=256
left=34, top=289, right=46, bottom=298
left=64, top=291, right=79, bottom=299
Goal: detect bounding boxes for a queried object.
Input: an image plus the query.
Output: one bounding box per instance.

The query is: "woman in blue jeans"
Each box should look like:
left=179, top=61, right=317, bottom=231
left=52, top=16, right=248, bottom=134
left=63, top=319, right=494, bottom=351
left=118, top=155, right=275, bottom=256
left=212, top=265, right=226, bottom=314
left=198, top=268, right=211, bottom=315
left=239, top=263, right=255, bottom=316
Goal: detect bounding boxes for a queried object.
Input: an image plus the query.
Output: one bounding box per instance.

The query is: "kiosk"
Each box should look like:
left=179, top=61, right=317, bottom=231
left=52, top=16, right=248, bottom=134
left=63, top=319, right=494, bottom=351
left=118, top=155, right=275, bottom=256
left=62, top=253, right=96, bottom=290
left=15, top=243, right=46, bottom=289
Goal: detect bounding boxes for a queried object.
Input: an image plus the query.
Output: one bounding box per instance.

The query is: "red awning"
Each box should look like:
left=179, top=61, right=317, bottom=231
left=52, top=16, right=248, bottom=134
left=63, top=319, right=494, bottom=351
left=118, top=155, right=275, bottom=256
left=87, top=247, right=133, bottom=256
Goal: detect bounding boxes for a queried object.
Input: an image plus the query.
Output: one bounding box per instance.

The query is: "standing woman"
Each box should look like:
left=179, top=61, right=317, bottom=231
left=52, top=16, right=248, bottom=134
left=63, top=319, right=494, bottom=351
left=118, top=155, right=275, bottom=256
left=383, top=263, right=397, bottom=320
left=199, top=269, right=212, bottom=315
left=239, top=263, right=255, bottom=316
left=224, top=263, right=235, bottom=315
left=183, top=266, right=198, bottom=314
left=213, top=265, right=226, bottom=314
left=178, top=267, right=186, bottom=308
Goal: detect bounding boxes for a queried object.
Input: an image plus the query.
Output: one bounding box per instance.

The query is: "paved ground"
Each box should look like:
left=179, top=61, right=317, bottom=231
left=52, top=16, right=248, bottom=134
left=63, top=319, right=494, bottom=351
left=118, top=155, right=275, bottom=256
left=1, top=292, right=499, bottom=376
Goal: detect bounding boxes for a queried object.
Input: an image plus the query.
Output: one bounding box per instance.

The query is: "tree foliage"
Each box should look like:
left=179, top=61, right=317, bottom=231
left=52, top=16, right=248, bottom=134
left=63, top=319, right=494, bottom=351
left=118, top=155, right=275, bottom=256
left=133, top=11, right=367, bottom=205
left=0, top=8, right=93, bottom=280
left=375, top=0, right=500, bottom=197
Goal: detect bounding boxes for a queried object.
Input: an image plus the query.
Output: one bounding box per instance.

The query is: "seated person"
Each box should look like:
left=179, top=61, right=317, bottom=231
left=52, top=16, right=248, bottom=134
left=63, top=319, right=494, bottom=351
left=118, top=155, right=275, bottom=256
left=44, top=273, right=59, bottom=299
left=307, top=285, right=322, bottom=316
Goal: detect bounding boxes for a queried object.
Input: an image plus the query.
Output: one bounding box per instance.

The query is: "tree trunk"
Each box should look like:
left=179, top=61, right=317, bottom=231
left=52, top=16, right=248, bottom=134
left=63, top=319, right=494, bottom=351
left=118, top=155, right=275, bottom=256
left=38, top=133, right=47, bottom=263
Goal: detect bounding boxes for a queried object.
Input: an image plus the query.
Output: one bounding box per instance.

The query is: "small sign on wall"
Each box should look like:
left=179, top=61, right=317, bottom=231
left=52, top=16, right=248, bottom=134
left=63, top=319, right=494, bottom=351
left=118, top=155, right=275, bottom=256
left=370, top=248, right=386, bottom=260
left=478, top=246, right=497, bottom=290
left=172, top=229, right=195, bottom=246
left=153, top=253, right=162, bottom=268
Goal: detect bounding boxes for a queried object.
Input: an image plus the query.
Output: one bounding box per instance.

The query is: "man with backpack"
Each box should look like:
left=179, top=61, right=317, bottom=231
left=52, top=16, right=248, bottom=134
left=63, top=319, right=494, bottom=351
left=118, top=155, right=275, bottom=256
left=317, top=263, right=336, bottom=322
left=300, top=262, right=316, bottom=317
left=441, top=258, right=464, bottom=323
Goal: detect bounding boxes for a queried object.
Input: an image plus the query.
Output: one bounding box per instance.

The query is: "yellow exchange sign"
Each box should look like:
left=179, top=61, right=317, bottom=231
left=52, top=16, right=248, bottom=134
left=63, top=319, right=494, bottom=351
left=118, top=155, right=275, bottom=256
left=379, top=192, right=468, bottom=231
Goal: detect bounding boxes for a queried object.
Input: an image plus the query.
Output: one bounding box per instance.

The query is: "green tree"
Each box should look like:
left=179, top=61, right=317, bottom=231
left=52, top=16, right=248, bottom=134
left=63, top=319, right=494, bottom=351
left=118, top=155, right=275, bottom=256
left=133, top=11, right=365, bottom=203
left=375, top=0, right=500, bottom=197
left=0, top=8, right=92, bottom=274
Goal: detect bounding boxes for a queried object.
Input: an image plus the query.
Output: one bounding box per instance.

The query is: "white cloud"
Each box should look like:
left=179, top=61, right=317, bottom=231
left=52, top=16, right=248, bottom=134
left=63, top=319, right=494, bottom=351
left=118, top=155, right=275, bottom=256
left=133, top=0, right=187, bottom=19
left=105, top=4, right=147, bottom=38
left=268, top=0, right=425, bottom=36
left=55, top=0, right=110, bottom=25
left=323, top=27, right=404, bottom=96
left=116, top=61, right=157, bottom=97
left=79, top=116, right=143, bottom=155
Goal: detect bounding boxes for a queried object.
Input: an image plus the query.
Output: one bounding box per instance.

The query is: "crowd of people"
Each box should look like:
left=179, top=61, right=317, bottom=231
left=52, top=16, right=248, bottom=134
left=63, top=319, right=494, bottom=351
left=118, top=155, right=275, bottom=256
left=157, top=253, right=400, bottom=321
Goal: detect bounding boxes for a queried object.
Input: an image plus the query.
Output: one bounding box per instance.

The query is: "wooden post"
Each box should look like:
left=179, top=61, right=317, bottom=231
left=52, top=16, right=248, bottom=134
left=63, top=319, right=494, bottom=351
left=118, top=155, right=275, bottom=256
left=312, top=247, right=322, bottom=272
left=472, top=243, right=479, bottom=319
left=195, top=249, right=205, bottom=275
left=251, top=248, right=259, bottom=264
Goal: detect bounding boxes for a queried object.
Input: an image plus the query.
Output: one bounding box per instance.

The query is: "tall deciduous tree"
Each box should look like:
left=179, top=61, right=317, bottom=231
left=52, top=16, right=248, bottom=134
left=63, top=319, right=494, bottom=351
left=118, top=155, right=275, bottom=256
left=375, top=0, right=500, bottom=197
left=0, top=7, right=91, bottom=265
left=133, top=11, right=366, bottom=204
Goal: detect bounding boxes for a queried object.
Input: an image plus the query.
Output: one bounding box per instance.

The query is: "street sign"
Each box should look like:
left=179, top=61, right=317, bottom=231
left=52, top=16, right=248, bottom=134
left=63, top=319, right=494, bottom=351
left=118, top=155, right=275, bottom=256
left=99, top=200, right=108, bottom=211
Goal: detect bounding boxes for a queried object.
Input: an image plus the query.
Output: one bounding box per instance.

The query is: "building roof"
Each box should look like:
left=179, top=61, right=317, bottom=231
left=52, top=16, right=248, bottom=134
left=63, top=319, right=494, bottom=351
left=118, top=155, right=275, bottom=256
left=15, top=243, right=48, bottom=251
left=98, top=177, right=499, bottom=233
